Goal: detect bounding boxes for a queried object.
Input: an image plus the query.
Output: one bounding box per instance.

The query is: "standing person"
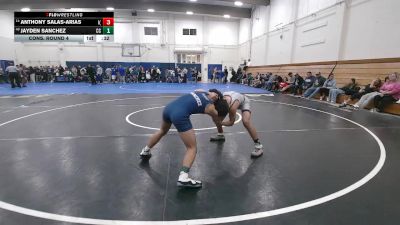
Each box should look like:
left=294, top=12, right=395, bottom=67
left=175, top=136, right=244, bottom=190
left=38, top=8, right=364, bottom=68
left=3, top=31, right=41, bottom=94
left=6, top=64, right=20, bottom=88
left=156, top=67, right=161, bottom=83
left=371, top=73, right=400, bottom=112
left=182, top=68, right=188, bottom=83
left=119, top=65, right=126, bottom=84
left=212, top=67, right=218, bottom=83
left=80, top=66, right=87, bottom=82
left=111, top=65, right=117, bottom=84
left=87, top=64, right=96, bottom=85
left=71, top=65, right=78, bottom=82
left=139, top=89, right=229, bottom=188
left=145, top=69, right=151, bottom=82
left=105, top=67, right=112, bottom=83
left=223, top=66, right=228, bottom=84
left=19, top=64, right=28, bottom=87
left=0, top=67, right=5, bottom=83
left=28, top=66, right=35, bottom=83
left=230, top=68, right=237, bottom=83
left=209, top=91, right=264, bottom=158
left=96, top=65, right=103, bottom=83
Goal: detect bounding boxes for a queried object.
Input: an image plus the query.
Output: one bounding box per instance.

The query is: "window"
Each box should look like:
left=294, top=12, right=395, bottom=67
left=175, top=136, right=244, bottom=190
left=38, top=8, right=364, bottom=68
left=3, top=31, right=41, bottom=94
left=144, top=27, right=158, bottom=36
left=176, top=53, right=201, bottom=63
left=183, top=28, right=197, bottom=36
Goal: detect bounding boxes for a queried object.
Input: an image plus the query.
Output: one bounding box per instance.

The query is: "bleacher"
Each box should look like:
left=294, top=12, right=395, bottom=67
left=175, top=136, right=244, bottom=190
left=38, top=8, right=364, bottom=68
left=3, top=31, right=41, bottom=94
left=247, top=58, right=400, bottom=115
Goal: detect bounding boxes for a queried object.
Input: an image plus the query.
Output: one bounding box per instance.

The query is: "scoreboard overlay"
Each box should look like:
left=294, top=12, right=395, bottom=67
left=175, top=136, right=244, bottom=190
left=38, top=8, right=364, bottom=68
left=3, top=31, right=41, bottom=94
left=14, top=12, right=114, bottom=43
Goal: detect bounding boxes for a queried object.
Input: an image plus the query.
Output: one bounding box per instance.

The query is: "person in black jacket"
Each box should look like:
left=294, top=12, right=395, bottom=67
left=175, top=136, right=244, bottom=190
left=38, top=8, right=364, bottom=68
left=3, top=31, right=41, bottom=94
left=87, top=64, right=96, bottom=85
left=223, top=66, right=228, bottom=84
left=291, top=73, right=305, bottom=95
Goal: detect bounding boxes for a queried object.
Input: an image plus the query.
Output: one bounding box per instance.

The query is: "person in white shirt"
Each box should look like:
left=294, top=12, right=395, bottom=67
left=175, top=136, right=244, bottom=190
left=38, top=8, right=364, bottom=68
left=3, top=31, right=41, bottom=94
left=96, top=65, right=103, bottom=83
left=6, top=65, right=21, bottom=88
left=105, top=67, right=112, bottom=82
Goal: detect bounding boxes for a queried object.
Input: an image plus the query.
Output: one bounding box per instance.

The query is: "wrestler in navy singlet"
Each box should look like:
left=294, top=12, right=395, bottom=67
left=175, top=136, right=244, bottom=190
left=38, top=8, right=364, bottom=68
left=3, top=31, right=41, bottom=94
left=163, top=92, right=212, bottom=132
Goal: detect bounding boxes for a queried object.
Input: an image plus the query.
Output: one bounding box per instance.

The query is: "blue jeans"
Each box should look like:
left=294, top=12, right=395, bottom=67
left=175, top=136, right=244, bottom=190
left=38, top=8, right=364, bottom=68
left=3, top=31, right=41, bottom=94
left=304, top=87, right=320, bottom=98
left=329, top=88, right=345, bottom=103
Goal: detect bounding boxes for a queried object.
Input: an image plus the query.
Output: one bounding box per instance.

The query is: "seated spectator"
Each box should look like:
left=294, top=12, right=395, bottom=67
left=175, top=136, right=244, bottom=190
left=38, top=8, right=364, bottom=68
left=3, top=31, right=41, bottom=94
left=353, top=77, right=391, bottom=109
left=317, top=73, right=336, bottom=101
left=339, top=78, right=382, bottom=108
left=328, top=78, right=359, bottom=104
left=302, top=72, right=315, bottom=92
left=280, top=73, right=294, bottom=92
left=371, top=72, right=400, bottom=112
left=265, top=74, right=278, bottom=91
left=252, top=74, right=263, bottom=88
left=291, top=73, right=304, bottom=95
left=246, top=73, right=254, bottom=86
left=304, top=72, right=326, bottom=99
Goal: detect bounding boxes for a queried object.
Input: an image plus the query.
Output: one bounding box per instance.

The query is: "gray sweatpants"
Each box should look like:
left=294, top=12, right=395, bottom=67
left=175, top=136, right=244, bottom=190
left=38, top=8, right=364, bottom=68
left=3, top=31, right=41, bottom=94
left=355, top=92, right=380, bottom=108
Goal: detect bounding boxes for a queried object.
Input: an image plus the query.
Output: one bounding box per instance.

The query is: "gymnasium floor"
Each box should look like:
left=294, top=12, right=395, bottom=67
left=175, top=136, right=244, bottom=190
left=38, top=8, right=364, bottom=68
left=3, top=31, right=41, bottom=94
left=0, top=83, right=399, bottom=225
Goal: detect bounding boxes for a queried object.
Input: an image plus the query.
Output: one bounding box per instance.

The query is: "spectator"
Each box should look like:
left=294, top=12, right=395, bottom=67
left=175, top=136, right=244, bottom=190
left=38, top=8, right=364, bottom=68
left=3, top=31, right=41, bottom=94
left=339, top=78, right=382, bottom=108
left=265, top=74, right=278, bottom=91
left=212, top=67, right=218, bottom=83
left=291, top=73, right=305, bottom=95
left=146, top=69, right=151, bottom=82
left=18, top=65, right=28, bottom=87
left=318, top=73, right=337, bottom=101
left=111, top=65, right=117, bottom=84
left=6, top=64, right=20, bottom=88
left=0, top=67, right=6, bottom=83
left=157, top=67, right=161, bottom=82
left=371, top=73, right=400, bottom=112
left=223, top=66, right=228, bottom=84
left=119, top=65, right=126, bottom=83
left=280, top=73, right=295, bottom=92
left=87, top=64, right=96, bottom=85
left=28, top=66, right=35, bottom=83
left=104, top=67, right=111, bottom=82
left=96, top=65, right=103, bottom=83
left=304, top=72, right=326, bottom=99
left=328, top=78, right=359, bottom=104
left=302, top=72, right=315, bottom=92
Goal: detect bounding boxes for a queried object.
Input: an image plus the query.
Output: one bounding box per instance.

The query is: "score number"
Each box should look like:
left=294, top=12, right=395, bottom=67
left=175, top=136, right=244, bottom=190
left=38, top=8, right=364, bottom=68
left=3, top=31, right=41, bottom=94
left=102, top=18, right=114, bottom=35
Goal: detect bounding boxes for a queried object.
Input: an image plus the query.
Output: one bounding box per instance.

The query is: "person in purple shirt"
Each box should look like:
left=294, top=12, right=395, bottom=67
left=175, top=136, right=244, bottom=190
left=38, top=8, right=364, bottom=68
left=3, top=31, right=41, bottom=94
left=372, top=72, right=400, bottom=112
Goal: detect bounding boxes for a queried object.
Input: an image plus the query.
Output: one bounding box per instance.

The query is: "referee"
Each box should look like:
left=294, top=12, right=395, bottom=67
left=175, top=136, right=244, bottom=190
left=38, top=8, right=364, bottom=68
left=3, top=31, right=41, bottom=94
left=5, top=64, right=21, bottom=88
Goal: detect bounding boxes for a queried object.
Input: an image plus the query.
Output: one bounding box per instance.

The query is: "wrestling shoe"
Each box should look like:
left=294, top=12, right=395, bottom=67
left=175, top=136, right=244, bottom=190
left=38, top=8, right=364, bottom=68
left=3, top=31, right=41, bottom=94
left=177, top=172, right=202, bottom=188
left=139, top=147, right=152, bottom=159
left=251, top=143, right=264, bottom=158
left=210, top=134, right=225, bottom=142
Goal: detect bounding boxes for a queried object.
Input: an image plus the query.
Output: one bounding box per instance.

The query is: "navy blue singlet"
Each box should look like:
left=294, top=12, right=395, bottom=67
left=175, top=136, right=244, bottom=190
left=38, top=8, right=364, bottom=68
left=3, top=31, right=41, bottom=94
left=163, top=92, right=212, bottom=132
